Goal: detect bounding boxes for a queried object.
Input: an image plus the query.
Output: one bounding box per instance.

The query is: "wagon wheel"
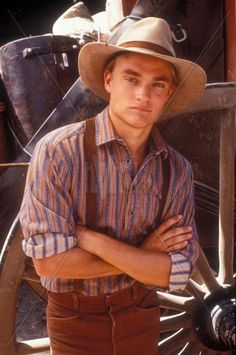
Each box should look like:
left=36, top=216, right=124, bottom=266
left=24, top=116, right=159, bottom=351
left=0, top=217, right=49, bottom=355
left=158, top=247, right=235, bottom=355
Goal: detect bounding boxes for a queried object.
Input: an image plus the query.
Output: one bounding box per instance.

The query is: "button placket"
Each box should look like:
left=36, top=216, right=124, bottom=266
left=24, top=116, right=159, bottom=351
left=129, top=209, right=135, bottom=216
left=125, top=158, right=132, bottom=166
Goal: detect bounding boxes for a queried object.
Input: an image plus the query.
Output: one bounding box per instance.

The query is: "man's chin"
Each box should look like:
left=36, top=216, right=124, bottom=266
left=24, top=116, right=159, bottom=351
left=128, top=113, right=157, bottom=127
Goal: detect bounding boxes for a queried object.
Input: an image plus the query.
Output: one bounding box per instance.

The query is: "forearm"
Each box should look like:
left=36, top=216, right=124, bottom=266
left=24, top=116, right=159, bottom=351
left=79, top=230, right=172, bottom=288
left=33, top=246, right=122, bottom=279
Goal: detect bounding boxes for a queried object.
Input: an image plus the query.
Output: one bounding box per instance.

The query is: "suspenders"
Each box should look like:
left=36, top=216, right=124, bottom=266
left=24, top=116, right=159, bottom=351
left=84, top=117, right=170, bottom=229
left=84, top=117, right=97, bottom=229
left=74, top=117, right=170, bottom=291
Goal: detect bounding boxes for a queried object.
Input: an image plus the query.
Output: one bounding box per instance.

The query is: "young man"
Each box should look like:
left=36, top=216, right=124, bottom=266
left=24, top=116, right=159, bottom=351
left=20, top=17, right=206, bottom=354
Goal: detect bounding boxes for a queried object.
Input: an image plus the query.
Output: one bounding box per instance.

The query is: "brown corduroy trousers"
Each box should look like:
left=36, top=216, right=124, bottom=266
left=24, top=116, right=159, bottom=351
left=47, top=282, right=160, bottom=355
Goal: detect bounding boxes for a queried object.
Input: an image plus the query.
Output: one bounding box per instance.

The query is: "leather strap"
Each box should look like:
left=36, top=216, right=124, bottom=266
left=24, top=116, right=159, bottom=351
left=155, top=156, right=170, bottom=226
left=84, top=117, right=97, bottom=229
left=73, top=117, right=97, bottom=293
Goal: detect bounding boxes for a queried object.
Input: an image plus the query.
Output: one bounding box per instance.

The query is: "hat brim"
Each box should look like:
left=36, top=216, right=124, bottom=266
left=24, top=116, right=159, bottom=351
left=78, top=42, right=207, bottom=114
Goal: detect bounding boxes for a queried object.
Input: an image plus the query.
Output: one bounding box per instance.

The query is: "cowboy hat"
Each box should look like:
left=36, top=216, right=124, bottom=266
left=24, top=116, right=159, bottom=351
left=78, top=17, right=207, bottom=114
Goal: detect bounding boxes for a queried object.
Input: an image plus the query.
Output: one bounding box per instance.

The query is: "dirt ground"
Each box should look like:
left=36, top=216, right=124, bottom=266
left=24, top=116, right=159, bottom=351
left=16, top=282, right=50, bottom=354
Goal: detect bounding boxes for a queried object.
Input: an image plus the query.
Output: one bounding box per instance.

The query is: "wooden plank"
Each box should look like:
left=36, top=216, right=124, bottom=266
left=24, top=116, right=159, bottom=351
left=218, top=108, right=235, bottom=284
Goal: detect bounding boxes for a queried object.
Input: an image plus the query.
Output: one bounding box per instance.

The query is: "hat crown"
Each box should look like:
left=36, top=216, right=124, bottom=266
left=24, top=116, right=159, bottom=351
left=117, top=17, right=176, bottom=57
left=78, top=17, right=206, bottom=114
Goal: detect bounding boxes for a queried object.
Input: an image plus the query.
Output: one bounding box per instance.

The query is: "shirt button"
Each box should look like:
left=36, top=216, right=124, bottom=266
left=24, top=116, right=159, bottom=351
left=129, top=209, right=135, bottom=216
left=126, top=158, right=132, bottom=165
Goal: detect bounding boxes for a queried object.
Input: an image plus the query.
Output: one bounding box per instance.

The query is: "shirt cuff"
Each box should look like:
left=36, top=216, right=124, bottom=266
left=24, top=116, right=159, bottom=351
left=169, top=253, right=190, bottom=292
left=22, top=232, right=76, bottom=259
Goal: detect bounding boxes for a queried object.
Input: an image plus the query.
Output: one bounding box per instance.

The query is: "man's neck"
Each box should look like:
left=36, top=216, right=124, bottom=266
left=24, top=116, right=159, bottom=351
left=109, top=114, right=152, bottom=164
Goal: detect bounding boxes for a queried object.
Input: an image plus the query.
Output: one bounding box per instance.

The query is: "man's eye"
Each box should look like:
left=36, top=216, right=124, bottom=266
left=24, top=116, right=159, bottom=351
left=153, top=82, right=165, bottom=88
left=125, top=77, right=137, bottom=84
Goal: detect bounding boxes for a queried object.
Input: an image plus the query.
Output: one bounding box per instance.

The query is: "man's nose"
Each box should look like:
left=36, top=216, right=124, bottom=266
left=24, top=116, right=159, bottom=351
left=135, top=85, right=151, bottom=100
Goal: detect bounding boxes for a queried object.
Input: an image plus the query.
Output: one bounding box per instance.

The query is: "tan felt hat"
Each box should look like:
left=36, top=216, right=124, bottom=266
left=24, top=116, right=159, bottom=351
left=78, top=17, right=207, bottom=114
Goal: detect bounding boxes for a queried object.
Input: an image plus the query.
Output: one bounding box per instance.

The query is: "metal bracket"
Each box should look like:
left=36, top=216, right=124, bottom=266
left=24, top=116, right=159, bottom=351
left=171, top=24, right=187, bottom=43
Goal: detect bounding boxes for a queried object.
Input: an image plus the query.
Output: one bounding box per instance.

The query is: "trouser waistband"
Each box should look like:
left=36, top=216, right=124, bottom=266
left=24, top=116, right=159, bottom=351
left=48, top=282, right=157, bottom=311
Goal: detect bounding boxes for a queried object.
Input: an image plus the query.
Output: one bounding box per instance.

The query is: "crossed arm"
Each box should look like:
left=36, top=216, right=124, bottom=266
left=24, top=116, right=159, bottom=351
left=33, top=215, right=192, bottom=289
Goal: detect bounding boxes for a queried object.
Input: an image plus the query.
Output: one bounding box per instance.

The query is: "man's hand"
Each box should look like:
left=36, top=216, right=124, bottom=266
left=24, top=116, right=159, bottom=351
left=141, top=215, right=192, bottom=253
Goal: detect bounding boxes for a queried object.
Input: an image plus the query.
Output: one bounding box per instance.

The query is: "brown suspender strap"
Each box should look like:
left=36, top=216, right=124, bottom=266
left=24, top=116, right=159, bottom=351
left=73, top=117, right=97, bottom=291
left=155, top=155, right=170, bottom=226
left=84, top=117, right=97, bottom=229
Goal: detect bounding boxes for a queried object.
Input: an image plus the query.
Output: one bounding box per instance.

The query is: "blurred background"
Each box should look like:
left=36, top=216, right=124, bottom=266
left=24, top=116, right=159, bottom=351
left=0, top=0, right=105, bottom=46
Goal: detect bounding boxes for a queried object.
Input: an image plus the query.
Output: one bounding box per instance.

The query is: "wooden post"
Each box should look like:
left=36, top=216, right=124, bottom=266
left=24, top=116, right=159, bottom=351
left=225, top=0, right=236, bottom=81
left=122, top=0, right=137, bottom=16
left=218, top=109, right=235, bottom=284
left=218, top=0, right=236, bottom=284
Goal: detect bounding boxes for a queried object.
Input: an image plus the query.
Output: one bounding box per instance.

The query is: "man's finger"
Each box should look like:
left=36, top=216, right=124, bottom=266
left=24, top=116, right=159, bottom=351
left=165, top=233, right=192, bottom=248
left=160, top=226, right=192, bottom=241
left=167, top=240, right=188, bottom=252
left=156, top=215, right=182, bottom=234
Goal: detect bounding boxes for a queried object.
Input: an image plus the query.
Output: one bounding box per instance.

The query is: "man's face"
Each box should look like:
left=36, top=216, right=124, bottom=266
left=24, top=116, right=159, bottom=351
left=104, top=52, right=176, bottom=131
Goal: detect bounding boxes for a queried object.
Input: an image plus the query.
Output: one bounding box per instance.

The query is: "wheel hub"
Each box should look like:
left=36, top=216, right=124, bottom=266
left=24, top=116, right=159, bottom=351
left=194, top=285, right=236, bottom=351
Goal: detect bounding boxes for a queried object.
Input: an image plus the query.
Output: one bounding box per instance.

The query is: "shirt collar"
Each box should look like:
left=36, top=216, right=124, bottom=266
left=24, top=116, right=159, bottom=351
left=149, top=124, right=168, bottom=159
left=96, top=107, right=168, bottom=159
left=96, top=107, right=118, bottom=146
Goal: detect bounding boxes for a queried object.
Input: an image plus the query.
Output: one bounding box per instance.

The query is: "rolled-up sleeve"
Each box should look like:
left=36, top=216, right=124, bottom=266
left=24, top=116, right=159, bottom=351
left=20, top=137, right=76, bottom=259
left=165, top=158, right=199, bottom=291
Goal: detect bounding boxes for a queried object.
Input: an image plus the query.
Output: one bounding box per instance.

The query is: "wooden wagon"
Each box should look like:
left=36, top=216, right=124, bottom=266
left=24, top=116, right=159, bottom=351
left=0, top=1, right=235, bottom=354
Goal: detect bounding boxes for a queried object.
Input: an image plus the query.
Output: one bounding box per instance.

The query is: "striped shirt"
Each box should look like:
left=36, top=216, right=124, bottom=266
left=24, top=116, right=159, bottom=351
left=20, top=108, right=199, bottom=295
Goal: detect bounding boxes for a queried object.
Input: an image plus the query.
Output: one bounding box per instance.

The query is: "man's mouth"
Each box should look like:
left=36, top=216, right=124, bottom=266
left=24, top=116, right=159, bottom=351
left=129, top=106, right=152, bottom=112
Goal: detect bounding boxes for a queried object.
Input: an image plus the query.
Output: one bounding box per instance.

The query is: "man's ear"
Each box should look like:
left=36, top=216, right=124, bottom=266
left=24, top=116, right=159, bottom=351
left=104, top=70, right=112, bottom=94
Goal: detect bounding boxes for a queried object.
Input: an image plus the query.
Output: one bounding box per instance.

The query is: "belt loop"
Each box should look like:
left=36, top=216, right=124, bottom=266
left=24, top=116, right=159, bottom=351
left=72, top=292, right=79, bottom=311
left=73, top=279, right=79, bottom=292
left=132, top=283, right=138, bottom=300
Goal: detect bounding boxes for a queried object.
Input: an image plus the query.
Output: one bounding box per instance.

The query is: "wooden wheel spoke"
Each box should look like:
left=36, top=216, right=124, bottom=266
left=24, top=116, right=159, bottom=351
left=185, top=278, right=206, bottom=299
left=160, top=311, right=192, bottom=332
left=195, top=246, right=219, bottom=291
left=16, top=337, right=50, bottom=354
left=26, top=280, right=48, bottom=302
left=22, top=263, right=41, bottom=283
left=191, top=269, right=204, bottom=285
left=157, top=291, right=196, bottom=313
left=0, top=219, right=27, bottom=354
left=159, top=328, right=191, bottom=354
left=178, top=341, right=200, bottom=354
left=200, top=349, right=226, bottom=355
